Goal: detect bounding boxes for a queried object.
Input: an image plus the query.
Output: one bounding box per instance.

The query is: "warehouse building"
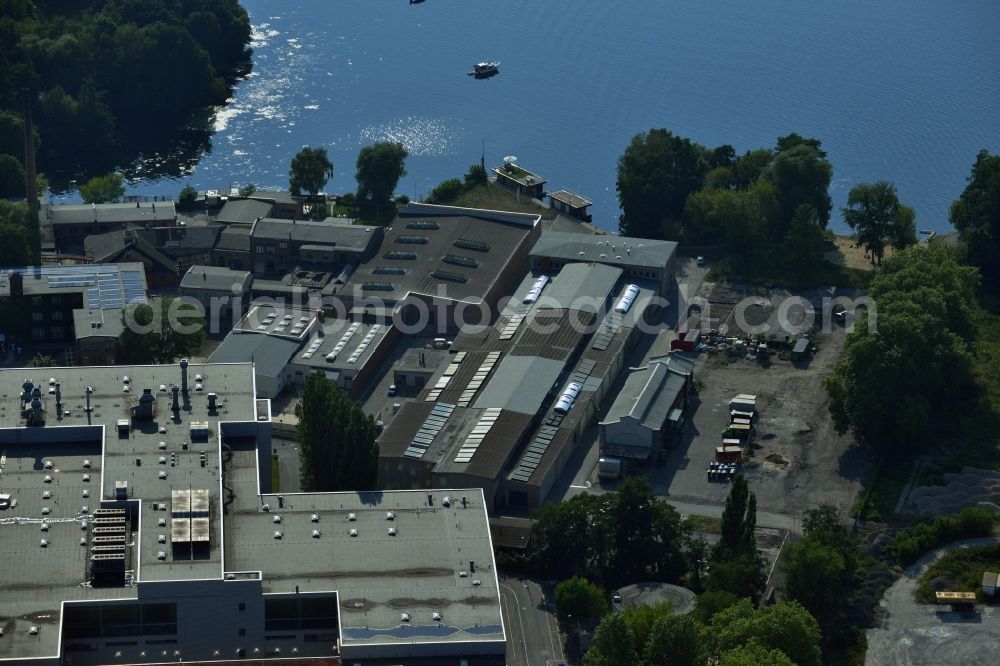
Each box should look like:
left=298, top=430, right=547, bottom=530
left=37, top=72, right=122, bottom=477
left=341, top=203, right=541, bottom=329
left=0, top=264, right=148, bottom=366
left=529, top=230, right=678, bottom=297
left=600, top=353, right=696, bottom=466
left=378, top=261, right=659, bottom=510
left=208, top=304, right=397, bottom=399
left=0, top=361, right=503, bottom=665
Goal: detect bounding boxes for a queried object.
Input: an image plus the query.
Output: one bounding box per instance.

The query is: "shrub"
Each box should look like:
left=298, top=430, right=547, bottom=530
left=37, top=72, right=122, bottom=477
left=425, top=178, right=462, bottom=204
left=890, top=508, right=998, bottom=566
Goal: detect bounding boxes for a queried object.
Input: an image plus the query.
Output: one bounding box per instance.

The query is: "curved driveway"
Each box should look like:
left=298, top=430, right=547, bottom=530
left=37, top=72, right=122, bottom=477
left=866, top=537, right=1000, bottom=665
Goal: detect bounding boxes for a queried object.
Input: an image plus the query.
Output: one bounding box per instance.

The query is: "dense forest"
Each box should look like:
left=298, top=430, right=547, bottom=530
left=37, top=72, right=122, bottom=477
left=0, top=0, right=252, bottom=186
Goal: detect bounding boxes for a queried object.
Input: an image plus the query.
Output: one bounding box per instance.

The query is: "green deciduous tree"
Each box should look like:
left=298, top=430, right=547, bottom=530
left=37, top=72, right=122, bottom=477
left=718, top=640, right=795, bottom=666
left=825, top=245, right=978, bottom=449
left=238, top=183, right=257, bottom=197
left=0, top=200, right=37, bottom=265
left=116, top=298, right=205, bottom=364
left=177, top=185, right=198, bottom=211
left=426, top=177, right=462, bottom=204
left=0, top=153, right=25, bottom=198
left=951, top=150, right=1000, bottom=288
left=583, top=612, right=638, bottom=666
left=716, top=474, right=756, bottom=560
left=355, top=141, right=408, bottom=207
left=764, top=133, right=832, bottom=232
left=617, top=128, right=708, bottom=239
left=295, top=372, right=378, bottom=491
left=642, top=614, right=698, bottom=666
left=529, top=478, right=687, bottom=587
left=707, top=474, right=765, bottom=601
left=554, top=576, right=606, bottom=626
left=842, top=181, right=916, bottom=266
left=289, top=146, right=333, bottom=199
left=706, top=598, right=821, bottom=666
left=80, top=172, right=125, bottom=204
left=783, top=204, right=826, bottom=279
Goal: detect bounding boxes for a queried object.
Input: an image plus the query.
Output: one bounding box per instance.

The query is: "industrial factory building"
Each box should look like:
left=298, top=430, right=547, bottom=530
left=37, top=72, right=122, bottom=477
left=0, top=361, right=503, bottom=665
left=378, top=260, right=661, bottom=510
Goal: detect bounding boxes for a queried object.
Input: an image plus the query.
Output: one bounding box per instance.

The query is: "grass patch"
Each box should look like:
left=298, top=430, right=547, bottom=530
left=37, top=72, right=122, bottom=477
left=449, top=182, right=556, bottom=219
left=683, top=514, right=723, bottom=535
left=916, top=543, right=1000, bottom=603
left=271, top=455, right=280, bottom=493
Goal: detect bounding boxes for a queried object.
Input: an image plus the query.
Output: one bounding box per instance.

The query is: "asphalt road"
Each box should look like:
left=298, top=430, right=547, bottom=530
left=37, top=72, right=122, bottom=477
left=271, top=436, right=302, bottom=493
left=499, top=576, right=565, bottom=666
left=866, top=537, right=1000, bottom=665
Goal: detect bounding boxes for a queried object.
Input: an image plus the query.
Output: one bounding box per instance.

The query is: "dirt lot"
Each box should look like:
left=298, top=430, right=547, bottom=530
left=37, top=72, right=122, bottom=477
left=825, top=235, right=884, bottom=271
left=656, top=291, right=869, bottom=521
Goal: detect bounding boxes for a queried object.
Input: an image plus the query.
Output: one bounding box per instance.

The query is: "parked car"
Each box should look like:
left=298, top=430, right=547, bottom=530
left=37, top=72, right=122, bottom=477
left=696, top=256, right=706, bottom=267
left=387, top=384, right=397, bottom=396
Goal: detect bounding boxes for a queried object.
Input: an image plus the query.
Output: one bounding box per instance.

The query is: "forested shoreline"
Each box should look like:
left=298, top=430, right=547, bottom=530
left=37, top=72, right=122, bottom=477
left=0, top=0, right=252, bottom=188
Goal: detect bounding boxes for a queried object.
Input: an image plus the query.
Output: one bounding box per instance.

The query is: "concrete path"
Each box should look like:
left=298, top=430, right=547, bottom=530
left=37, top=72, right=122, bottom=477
left=866, top=537, right=1000, bottom=666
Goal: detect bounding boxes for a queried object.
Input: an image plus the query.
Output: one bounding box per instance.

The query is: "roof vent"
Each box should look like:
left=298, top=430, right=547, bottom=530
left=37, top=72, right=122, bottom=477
left=401, top=613, right=410, bottom=622
left=41, top=507, right=50, bottom=515
left=82, top=474, right=90, bottom=482
left=262, top=504, right=270, bottom=512
left=386, top=511, right=395, bottom=520
left=40, top=522, right=49, bottom=531
left=442, top=496, right=451, bottom=507
left=83, top=459, right=91, bottom=468
left=347, top=512, right=356, bottom=521
left=432, top=612, right=442, bottom=621
left=473, top=579, right=482, bottom=586
left=388, top=527, right=397, bottom=536
left=29, top=626, right=39, bottom=635
left=42, top=491, right=50, bottom=499
left=39, top=540, right=48, bottom=548
left=43, top=460, right=53, bottom=469
left=311, top=514, right=320, bottom=522
left=157, top=551, right=166, bottom=560
left=459, top=571, right=467, bottom=577
left=43, top=475, right=52, bottom=483
left=158, top=534, right=166, bottom=543
left=273, top=531, right=283, bottom=539
left=350, top=528, right=358, bottom=537
left=273, top=515, right=281, bottom=524
left=312, top=530, right=321, bottom=538
left=226, top=573, right=236, bottom=580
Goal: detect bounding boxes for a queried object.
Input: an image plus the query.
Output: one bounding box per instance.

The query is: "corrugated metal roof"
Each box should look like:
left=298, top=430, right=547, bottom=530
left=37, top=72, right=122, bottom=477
left=530, top=230, right=677, bottom=269
left=472, top=355, right=563, bottom=415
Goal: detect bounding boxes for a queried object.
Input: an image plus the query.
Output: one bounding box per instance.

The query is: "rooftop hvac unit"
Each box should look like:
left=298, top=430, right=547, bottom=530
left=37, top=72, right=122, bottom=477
left=614, top=284, right=641, bottom=314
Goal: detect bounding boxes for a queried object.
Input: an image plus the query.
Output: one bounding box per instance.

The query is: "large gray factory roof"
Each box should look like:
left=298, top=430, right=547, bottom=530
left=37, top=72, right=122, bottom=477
left=222, top=447, right=503, bottom=649
left=472, top=355, right=563, bottom=415
left=535, top=262, right=622, bottom=313
left=342, top=203, right=538, bottom=303
left=0, top=362, right=260, bottom=659
left=530, top=230, right=677, bottom=270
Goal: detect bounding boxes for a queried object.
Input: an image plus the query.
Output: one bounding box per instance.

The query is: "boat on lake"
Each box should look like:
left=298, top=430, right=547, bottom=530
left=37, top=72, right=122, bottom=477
left=468, top=61, right=499, bottom=78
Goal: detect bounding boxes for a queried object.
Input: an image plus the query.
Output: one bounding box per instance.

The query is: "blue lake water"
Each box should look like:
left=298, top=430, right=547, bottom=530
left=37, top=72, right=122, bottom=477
left=124, top=0, right=1000, bottom=235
